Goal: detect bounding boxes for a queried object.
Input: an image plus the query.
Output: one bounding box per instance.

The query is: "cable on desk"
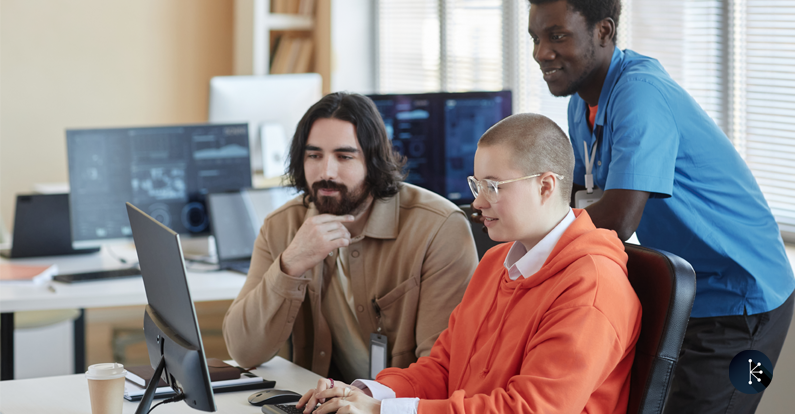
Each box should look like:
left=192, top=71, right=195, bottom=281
left=106, top=245, right=139, bottom=268
left=147, top=392, right=186, bottom=413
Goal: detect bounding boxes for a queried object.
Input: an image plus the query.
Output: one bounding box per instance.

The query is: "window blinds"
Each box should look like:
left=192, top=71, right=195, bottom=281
left=744, top=0, right=795, bottom=236
left=631, top=0, right=725, bottom=129
left=376, top=0, right=441, bottom=93
left=376, top=0, right=504, bottom=94
left=442, top=0, right=504, bottom=92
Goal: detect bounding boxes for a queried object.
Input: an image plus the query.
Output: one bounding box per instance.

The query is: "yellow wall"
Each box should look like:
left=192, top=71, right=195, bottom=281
left=0, top=0, right=234, bottom=230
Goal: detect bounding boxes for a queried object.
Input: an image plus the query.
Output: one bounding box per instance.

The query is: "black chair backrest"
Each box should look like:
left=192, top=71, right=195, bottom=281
left=624, top=243, right=696, bottom=414
left=458, top=205, right=502, bottom=260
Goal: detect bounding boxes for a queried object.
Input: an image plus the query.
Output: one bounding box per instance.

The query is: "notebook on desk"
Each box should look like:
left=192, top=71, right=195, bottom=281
left=0, top=193, right=99, bottom=258
left=207, top=187, right=297, bottom=274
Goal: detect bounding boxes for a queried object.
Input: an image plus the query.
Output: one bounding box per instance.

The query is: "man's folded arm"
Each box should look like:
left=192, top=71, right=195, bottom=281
left=222, top=227, right=310, bottom=368
left=414, top=210, right=478, bottom=357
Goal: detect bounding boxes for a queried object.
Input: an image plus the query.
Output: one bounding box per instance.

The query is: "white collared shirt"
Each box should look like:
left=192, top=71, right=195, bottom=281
left=503, top=208, right=576, bottom=280
left=350, top=208, right=576, bottom=414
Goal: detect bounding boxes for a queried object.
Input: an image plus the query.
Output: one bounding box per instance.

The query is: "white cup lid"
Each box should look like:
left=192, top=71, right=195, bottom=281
left=85, top=363, right=126, bottom=380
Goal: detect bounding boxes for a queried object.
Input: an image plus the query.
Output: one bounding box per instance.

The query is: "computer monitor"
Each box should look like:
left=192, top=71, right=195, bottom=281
left=0, top=193, right=99, bottom=258
left=66, top=123, right=252, bottom=249
left=207, top=186, right=298, bottom=273
left=126, top=202, right=215, bottom=413
left=208, top=74, right=322, bottom=178
left=367, top=91, right=512, bottom=204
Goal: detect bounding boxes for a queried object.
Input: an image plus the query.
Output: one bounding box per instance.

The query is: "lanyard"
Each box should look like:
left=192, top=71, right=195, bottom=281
left=582, top=125, right=603, bottom=194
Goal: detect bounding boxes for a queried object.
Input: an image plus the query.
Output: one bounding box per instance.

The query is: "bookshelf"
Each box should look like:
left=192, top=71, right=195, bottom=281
left=235, top=0, right=331, bottom=93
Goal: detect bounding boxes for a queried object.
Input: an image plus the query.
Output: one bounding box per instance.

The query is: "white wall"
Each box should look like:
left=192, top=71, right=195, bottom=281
left=0, top=0, right=235, bottom=231
left=330, top=0, right=375, bottom=94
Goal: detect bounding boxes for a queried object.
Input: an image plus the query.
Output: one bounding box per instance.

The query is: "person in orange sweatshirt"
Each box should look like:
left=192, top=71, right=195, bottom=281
left=297, top=113, right=642, bottom=414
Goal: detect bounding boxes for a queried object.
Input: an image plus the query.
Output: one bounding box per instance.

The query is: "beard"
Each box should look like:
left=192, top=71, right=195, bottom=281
left=311, top=179, right=371, bottom=216
left=550, top=41, right=598, bottom=98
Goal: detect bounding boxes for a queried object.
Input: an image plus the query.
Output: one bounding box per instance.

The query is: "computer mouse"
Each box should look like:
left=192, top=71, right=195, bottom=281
left=248, top=389, right=302, bottom=406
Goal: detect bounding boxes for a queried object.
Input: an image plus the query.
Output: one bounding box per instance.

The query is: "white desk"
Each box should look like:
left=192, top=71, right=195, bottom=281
left=0, top=356, right=322, bottom=414
left=0, top=244, right=247, bottom=380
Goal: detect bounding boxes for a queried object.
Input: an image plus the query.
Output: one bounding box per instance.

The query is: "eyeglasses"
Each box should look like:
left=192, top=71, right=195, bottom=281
left=467, top=173, right=565, bottom=203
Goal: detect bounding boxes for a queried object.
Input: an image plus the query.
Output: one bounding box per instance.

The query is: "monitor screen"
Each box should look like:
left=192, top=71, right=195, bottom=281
left=368, top=91, right=512, bottom=204
left=208, top=187, right=298, bottom=262
left=208, top=74, right=322, bottom=178
left=67, top=124, right=252, bottom=248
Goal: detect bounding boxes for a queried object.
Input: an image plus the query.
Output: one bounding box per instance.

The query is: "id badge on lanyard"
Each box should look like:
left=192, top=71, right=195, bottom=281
left=574, top=125, right=604, bottom=209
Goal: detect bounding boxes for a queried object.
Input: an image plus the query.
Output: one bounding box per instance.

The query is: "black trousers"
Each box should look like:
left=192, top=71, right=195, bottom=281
left=663, top=291, right=795, bottom=414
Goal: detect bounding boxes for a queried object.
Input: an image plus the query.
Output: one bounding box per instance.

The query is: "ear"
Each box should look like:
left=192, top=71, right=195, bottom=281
left=596, top=17, right=616, bottom=47
left=538, top=172, right=558, bottom=204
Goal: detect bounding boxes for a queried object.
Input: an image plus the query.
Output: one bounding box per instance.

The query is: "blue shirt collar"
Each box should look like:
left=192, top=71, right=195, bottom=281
left=574, top=47, right=625, bottom=128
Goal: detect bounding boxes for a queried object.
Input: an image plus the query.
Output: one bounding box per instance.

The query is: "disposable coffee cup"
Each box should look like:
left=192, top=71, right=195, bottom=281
left=86, top=362, right=127, bottom=414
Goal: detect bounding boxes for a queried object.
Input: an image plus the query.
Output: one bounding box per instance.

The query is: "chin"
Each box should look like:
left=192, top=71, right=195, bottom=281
left=485, top=228, right=513, bottom=243
left=547, top=83, right=576, bottom=98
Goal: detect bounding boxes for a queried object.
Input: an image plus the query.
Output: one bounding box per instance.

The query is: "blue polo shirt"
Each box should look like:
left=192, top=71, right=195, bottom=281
left=569, top=47, right=795, bottom=318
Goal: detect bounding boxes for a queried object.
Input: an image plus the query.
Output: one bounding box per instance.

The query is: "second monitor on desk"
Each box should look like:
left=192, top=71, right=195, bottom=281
left=65, top=123, right=253, bottom=250
left=368, top=90, right=512, bottom=204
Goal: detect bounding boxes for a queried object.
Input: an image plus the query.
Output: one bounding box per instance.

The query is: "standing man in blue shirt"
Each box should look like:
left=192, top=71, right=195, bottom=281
left=526, top=0, right=795, bottom=412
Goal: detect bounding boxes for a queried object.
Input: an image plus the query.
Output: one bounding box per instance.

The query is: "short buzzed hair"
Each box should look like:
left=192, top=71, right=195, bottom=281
left=478, top=113, right=575, bottom=201
left=529, top=0, right=621, bottom=30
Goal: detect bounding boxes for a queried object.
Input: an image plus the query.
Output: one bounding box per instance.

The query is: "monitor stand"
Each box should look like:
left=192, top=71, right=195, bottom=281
left=135, top=353, right=180, bottom=414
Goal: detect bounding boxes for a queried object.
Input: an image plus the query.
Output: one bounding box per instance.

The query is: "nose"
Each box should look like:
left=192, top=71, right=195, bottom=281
left=471, top=189, right=490, bottom=211
left=533, top=40, right=554, bottom=63
left=320, top=156, right=339, bottom=180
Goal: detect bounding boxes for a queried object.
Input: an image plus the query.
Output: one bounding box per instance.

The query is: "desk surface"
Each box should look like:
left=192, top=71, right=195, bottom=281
left=0, top=243, right=246, bottom=312
left=0, top=357, right=322, bottom=414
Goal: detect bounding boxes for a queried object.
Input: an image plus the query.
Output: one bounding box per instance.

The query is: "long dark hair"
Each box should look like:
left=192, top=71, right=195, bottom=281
left=286, top=92, right=406, bottom=203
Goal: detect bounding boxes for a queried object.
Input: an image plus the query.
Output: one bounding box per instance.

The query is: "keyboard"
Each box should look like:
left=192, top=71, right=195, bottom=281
left=221, top=260, right=251, bottom=275
left=262, top=404, right=319, bottom=414
left=52, top=267, right=141, bottom=283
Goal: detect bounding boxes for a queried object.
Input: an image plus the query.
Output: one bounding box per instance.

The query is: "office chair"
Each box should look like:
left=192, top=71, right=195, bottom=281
left=624, top=243, right=696, bottom=414
left=458, top=205, right=502, bottom=260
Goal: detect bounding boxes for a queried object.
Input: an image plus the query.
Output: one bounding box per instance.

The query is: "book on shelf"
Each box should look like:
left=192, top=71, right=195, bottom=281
left=293, top=38, right=314, bottom=73
left=0, top=263, right=58, bottom=284
left=298, top=0, right=316, bottom=15
left=273, top=0, right=315, bottom=15
left=270, top=35, right=314, bottom=74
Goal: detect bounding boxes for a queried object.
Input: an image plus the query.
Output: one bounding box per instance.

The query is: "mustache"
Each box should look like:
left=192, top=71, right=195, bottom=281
left=312, top=180, right=348, bottom=193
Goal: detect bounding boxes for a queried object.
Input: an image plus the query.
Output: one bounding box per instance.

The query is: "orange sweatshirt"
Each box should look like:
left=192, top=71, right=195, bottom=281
left=376, top=209, right=642, bottom=414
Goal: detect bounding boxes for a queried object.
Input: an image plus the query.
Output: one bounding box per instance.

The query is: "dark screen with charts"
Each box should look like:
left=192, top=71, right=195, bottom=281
left=368, top=91, right=512, bottom=204
left=66, top=124, right=252, bottom=247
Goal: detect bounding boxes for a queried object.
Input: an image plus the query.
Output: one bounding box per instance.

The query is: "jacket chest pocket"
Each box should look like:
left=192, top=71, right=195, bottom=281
left=374, top=277, right=420, bottom=361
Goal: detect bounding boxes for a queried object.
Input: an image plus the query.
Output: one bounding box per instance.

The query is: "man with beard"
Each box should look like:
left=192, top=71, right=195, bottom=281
left=223, top=92, right=478, bottom=383
left=526, top=0, right=794, bottom=413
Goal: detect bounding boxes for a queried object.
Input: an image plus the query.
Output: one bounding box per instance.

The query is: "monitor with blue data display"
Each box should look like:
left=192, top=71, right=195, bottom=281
left=367, top=91, right=512, bottom=204
left=66, top=123, right=252, bottom=248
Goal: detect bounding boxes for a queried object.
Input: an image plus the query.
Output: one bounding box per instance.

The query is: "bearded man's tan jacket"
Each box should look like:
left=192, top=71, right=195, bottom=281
left=222, top=183, right=478, bottom=376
